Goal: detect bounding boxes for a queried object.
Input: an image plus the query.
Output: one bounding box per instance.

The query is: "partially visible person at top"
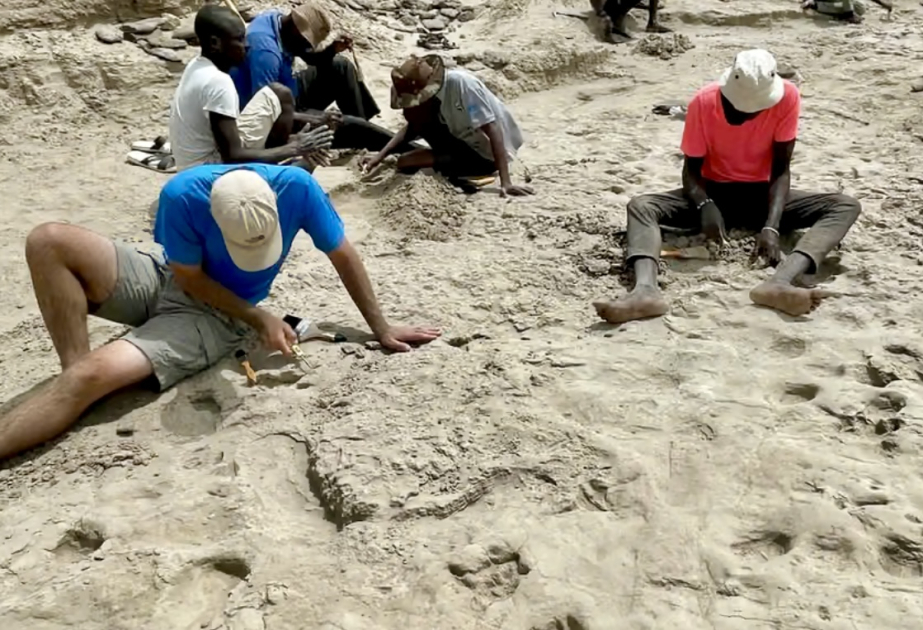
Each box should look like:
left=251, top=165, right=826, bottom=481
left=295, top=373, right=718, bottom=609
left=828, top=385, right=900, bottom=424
left=169, top=4, right=333, bottom=172
left=590, top=0, right=671, bottom=41
left=229, top=2, right=410, bottom=155
left=0, top=164, right=441, bottom=461
left=593, top=49, right=861, bottom=322
left=361, top=55, right=533, bottom=197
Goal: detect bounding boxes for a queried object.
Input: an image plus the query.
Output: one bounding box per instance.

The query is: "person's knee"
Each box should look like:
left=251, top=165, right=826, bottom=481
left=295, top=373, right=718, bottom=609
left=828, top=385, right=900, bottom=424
left=626, top=194, right=657, bottom=222
left=267, top=82, right=295, bottom=110
left=25, top=222, right=69, bottom=267
left=331, top=55, right=356, bottom=78
left=835, top=193, right=862, bottom=223
left=60, top=340, right=152, bottom=399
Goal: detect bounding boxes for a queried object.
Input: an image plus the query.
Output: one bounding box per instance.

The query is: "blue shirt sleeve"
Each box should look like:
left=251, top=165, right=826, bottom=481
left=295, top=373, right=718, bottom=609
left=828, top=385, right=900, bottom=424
left=155, top=181, right=204, bottom=266
left=246, top=48, right=288, bottom=99
left=299, top=178, right=346, bottom=254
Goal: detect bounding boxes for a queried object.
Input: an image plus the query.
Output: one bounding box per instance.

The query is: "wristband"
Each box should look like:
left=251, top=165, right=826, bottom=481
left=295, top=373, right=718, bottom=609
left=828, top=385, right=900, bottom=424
left=761, top=226, right=779, bottom=236
left=696, top=198, right=714, bottom=211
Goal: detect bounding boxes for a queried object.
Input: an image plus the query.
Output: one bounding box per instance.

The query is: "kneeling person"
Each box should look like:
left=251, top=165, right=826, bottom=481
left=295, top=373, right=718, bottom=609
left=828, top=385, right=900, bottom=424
left=363, top=55, right=533, bottom=197
left=0, top=165, right=441, bottom=461
left=170, top=4, right=332, bottom=172
left=594, top=49, right=861, bottom=323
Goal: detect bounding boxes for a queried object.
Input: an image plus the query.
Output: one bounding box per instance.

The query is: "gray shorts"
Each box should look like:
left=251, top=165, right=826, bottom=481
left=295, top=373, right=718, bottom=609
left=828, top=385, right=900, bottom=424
left=93, top=244, right=251, bottom=391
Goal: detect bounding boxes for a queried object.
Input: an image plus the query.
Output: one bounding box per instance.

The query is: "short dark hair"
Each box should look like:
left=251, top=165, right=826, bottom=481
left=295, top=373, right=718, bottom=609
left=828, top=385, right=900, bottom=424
left=194, top=5, right=244, bottom=43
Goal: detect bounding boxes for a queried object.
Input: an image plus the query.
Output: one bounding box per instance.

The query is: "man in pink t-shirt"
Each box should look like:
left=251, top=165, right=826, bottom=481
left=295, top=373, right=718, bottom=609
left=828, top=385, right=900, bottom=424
left=594, top=49, right=861, bottom=323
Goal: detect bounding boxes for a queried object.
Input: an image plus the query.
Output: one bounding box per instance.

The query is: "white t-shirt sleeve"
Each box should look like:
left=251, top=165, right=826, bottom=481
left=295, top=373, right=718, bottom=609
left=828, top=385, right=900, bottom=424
left=458, top=74, right=497, bottom=128
left=203, top=72, right=239, bottom=119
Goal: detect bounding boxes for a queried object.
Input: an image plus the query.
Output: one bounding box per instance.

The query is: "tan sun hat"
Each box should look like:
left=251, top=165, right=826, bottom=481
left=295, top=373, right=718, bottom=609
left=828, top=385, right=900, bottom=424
left=210, top=170, right=283, bottom=273
left=390, top=54, right=446, bottom=109
left=290, top=1, right=332, bottom=49
left=717, top=49, right=785, bottom=114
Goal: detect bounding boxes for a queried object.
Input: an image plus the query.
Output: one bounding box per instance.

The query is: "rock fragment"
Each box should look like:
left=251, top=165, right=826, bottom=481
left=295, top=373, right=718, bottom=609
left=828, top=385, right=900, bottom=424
left=121, top=17, right=167, bottom=35
left=95, top=25, right=124, bottom=44
left=422, top=17, right=448, bottom=30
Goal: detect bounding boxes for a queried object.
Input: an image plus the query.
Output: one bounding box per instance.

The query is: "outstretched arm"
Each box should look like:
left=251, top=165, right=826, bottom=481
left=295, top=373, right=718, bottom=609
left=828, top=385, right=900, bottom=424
left=681, top=156, right=709, bottom=207
left=363, top=123, right=416, bottom=171
left=326, top=239, right=441, bottom=352
left=766, top=140, right=795, bottom=231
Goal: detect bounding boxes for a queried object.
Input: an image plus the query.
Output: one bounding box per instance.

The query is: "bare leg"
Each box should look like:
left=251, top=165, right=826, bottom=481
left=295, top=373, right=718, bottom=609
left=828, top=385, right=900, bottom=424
left=0, top=340, right=152, bottom=460
left=749, top=253, right=834, bottom=316
left=646, top=0, right=672, bottom=32
left=594, top=257, right=669, bottom=323
left=25, top=223, right=119, bottom=370
left=602, top=0, right=644, bottom=38
left=397, top=148, right=436, bottom=173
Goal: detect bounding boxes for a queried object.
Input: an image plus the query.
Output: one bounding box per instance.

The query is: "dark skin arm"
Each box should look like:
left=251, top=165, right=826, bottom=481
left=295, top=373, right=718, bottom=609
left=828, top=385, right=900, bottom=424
left=756, top=139, right=796, bottom=266
left=683, top=156, right=725, bottom=242
left=482, top=121, right=533, bottom=197
left=211, top=113, right=300, bottom=164
left=765, top=140, right=795, bottom=230
left=297, top=45, right=338, bottom=68
left=361, top=121, right=421, bottom=171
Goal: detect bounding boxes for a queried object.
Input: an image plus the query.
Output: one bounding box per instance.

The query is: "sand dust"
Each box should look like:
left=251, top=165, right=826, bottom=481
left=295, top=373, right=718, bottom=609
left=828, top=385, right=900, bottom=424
left=2, top=0, right=923, bottom=628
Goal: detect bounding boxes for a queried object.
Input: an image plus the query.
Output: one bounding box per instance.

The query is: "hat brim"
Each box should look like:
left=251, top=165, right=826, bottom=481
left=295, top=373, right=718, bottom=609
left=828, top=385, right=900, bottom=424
left=223, top=218, right=284, bottom=273
left=291, top=11, right=327, bottom=48
left=717, top=68, right=785, bottom=114
left=390, top=57, right=446, bottom=109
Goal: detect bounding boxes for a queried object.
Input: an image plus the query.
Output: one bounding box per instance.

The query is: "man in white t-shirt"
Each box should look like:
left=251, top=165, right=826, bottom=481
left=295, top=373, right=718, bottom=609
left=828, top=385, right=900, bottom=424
left=169, top=5, right=332, bottom=172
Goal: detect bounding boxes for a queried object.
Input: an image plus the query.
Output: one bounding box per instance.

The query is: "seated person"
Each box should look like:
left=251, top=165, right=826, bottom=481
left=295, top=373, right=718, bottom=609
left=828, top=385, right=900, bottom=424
left=362, top=55, right=533, bottom=197
left=590, top=0, right=670, bottom=41
left=594, top=49, right=861, bottom=322
left=169, top=4, right=333, bottom=172
left=0, top=165, right=442, bottom=461
left=230, top=2, right=413, bottom=155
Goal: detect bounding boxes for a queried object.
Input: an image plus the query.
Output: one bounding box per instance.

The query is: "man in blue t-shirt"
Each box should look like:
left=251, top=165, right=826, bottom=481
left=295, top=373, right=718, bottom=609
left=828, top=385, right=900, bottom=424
left=0, top=165, right=441, bottom=461
left=230, top=2, right=378, bottom=121
left=229, top=2, right=416, bottom=157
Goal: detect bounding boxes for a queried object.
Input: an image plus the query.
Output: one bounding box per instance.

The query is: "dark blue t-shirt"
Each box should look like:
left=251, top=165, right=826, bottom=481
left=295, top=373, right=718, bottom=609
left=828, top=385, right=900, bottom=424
left=230, top=10, right=296, bottom=107
left=154, top=164, right=345, bottom=304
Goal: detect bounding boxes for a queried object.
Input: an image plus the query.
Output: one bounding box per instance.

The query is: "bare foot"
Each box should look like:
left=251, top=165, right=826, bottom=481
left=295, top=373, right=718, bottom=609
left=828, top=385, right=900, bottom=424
left=749, top=281, right=835, bottom=316
left=593, top=286, right=668, bottom=324
left=646, top=22, right=672, bottom=33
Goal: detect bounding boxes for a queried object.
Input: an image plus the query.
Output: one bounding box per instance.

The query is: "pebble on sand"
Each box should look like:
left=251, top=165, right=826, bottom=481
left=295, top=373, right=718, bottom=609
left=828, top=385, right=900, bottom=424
left=422, top=17, right=448, bottom=31
left=911, top=80, right=923, bottom=93
left=146, top=30, right=188, bottom=50
left=94, top=24, right=124, bottom=44
left=140, top=43, right=182, bottom=63
left=120, top=17, right=166, bottom=35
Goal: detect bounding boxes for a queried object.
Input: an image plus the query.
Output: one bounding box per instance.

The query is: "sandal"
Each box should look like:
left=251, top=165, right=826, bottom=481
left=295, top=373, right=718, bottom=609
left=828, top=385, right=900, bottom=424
left=131, top=136, right=171, bottom=154
left=126, top=150, right=176, bottom=173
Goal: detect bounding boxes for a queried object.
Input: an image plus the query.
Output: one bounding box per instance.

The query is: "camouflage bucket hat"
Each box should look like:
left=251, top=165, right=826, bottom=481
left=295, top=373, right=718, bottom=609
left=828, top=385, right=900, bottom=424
left=390, top=54, right=446, bottom=109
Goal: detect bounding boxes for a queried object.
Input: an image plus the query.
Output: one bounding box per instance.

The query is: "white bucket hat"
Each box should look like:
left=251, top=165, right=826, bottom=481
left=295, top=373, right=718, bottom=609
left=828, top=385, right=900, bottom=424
left=717, top=49, right=785, bottom=114
left=210, top=170, right=283, bottom=272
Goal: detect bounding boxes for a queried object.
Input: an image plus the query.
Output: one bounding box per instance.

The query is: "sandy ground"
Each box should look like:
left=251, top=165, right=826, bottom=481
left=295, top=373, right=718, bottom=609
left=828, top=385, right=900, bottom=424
left=2, top=0, right=923, bottom=628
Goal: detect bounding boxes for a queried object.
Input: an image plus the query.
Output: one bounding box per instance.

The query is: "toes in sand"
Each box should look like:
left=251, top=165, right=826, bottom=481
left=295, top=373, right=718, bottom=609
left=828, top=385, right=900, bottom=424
left=594, top=286, right=668, bottom=324
left=749, top=281, right=835, bottom=316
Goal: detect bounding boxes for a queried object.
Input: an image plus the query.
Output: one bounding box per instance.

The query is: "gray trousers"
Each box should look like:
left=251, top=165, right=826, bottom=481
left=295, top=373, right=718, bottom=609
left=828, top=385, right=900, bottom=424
left=626, top=182, right=862, bottom=272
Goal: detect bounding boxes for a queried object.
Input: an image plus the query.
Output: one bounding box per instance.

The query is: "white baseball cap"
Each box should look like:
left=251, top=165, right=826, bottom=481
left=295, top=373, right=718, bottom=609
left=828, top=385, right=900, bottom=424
left=210, top=170, right=283, bottom=272
left=717, top=49, right=785, bottom=114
